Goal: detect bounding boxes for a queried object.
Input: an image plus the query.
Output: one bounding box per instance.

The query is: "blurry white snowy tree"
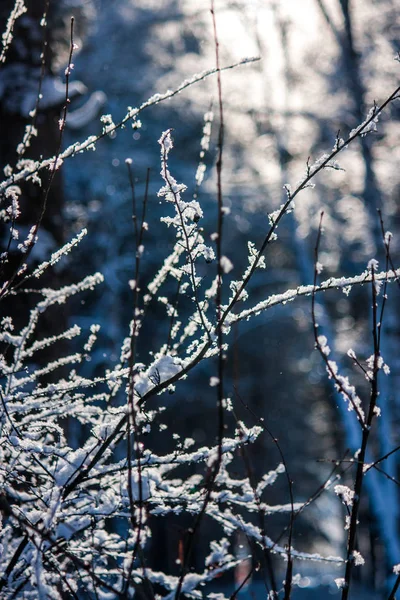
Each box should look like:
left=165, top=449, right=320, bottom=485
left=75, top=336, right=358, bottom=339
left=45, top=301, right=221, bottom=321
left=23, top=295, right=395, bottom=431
left=0, top=1, right=399, bottom=599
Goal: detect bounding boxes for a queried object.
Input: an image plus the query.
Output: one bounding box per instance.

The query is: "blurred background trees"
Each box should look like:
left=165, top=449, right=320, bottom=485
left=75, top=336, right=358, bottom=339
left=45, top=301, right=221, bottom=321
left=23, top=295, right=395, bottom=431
left=1, top=0, right=399, bottom=595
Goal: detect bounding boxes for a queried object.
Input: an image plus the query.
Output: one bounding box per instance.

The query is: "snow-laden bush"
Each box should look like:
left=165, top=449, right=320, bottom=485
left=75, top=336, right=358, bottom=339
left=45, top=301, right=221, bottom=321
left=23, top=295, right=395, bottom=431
left=0, top=3, right=400, bottom=599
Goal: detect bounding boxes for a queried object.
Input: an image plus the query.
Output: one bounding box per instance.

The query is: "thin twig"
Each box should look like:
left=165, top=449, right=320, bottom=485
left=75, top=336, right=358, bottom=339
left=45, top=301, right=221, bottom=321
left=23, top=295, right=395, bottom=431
left=341, top=259, right=382, bottom=600
left=0, top=17, right=77, bottom=300
left=174, top=5, right=226, bottom=596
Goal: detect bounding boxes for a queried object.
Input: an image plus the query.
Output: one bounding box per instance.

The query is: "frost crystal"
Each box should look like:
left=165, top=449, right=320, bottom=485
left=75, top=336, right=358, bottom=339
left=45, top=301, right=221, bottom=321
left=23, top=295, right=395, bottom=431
left=353, top=551, right=365, bottom=566
left=1, top=0, right=27, bottom=64
left=383, top=364, right=390, bottom=375
left=335, top=578, right=346, bottom=589
left=317, top=335, right=330, bottom=356
left=367, top=258, right=379, bottom=271
left=334, top=485, right=355, bottom=506
left=220, top=256, right=234, bottom=274
left=384, top=231, right=393, bottom=245
left=350, top=106, right=380, bottom=138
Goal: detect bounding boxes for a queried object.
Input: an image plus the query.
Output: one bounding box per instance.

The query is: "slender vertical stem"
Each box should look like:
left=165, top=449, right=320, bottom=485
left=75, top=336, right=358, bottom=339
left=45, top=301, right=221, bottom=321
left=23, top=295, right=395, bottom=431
left=0, top=16, right=76, bottom=299
left=341, top=265, right=381, bottom=599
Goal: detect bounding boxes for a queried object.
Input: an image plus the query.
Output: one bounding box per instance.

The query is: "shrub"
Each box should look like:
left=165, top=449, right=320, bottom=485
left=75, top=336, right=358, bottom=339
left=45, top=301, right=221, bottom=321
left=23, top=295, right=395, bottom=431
left=0, top=2, right=399, bottom=599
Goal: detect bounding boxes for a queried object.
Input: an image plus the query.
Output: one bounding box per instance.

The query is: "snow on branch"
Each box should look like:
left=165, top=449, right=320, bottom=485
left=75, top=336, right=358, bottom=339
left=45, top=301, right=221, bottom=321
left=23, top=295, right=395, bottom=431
left=0, top=56, right=260, bottom=194
left=229, top=268, right=400, bottom=325
left=0, top=0, right=26, bottom=64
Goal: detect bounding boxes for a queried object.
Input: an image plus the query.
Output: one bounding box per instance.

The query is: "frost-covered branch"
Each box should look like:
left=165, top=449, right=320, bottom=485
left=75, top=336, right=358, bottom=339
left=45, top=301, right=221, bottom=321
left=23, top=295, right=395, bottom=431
left=0, top=57, right=260, bottom=195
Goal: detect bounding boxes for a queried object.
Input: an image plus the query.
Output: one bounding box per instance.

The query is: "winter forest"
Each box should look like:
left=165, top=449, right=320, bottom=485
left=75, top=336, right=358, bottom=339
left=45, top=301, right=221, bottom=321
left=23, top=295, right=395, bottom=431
left=0, top=0, right=399, bottom=598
